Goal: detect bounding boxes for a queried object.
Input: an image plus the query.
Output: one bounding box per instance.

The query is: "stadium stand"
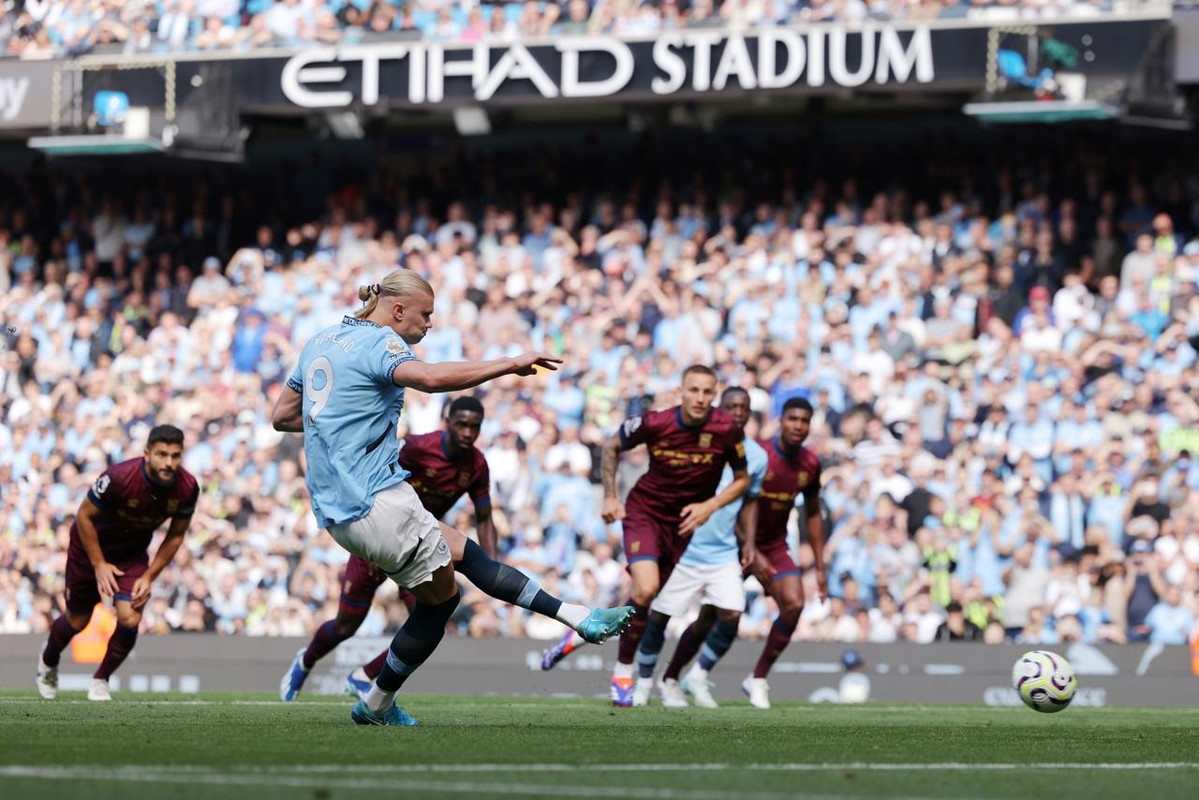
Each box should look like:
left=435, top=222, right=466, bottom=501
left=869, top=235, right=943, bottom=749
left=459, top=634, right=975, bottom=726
left=0, top=119, right=1196, bottom=648
left=0, top=0, right=1174, bottom=59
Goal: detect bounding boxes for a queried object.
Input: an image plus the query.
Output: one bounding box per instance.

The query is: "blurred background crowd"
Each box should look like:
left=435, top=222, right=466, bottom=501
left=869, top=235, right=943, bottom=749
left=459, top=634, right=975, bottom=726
left=0, top=124, right=1196, bottom=649
left=0, top=0, right=1169, bottom=59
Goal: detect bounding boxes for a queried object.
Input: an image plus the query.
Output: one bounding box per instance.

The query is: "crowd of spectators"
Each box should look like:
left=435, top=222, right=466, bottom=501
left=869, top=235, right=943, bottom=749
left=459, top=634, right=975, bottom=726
left=0, top=0, right=1168, bottom=60
left=0, top=124, right=1197, bottom=651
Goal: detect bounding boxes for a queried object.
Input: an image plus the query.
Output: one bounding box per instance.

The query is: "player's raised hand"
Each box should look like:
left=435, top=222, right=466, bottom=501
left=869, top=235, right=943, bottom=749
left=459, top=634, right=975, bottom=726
left=130, top=576, right=153, bottom=609
left=94, top=563, right=123, bottom=599
left=509, top=353, right=564, bottom=376
left=678, top=500, right=715, bottom=536
left=601, top=496, right=626, bottom=524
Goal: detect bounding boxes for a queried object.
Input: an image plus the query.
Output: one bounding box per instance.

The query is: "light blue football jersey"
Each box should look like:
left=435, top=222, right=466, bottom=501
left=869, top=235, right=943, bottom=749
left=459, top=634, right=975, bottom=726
left=678, top=437, right=767, bottom=567
left=287, top=316, right=418, bottom=528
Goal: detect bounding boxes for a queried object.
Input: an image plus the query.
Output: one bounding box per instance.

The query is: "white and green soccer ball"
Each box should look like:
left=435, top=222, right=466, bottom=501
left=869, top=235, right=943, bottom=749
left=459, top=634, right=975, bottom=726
left=1011, top=650, right=1078, bottom=713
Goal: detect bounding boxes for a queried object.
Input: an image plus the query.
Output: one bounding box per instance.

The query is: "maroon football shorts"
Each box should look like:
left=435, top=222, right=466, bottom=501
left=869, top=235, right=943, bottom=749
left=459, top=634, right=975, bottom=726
left=64, top=553, right=148, bottom=614
left=338, top=554, right=389, bottom=615
left=621, top=502, right=688, bottom=584
left=751, top=539, right=800, bottom=582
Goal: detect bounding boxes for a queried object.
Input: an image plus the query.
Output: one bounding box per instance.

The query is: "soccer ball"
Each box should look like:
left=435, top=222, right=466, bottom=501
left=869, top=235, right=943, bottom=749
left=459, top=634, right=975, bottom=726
left=1011, top=650, right=1077, bottom=713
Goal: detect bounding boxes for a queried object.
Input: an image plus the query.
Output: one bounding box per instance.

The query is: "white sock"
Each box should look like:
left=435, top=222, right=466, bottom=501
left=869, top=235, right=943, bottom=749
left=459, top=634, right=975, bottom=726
left=365, top=683, right=394, bottom=715
left=556, top=603, right=589, bottom=629
left=613, top=661, right=635, bottom=680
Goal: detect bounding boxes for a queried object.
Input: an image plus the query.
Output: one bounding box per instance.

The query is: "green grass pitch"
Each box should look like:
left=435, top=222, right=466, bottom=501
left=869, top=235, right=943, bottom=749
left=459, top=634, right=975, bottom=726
left=1, top=692, right=1196, bottom=799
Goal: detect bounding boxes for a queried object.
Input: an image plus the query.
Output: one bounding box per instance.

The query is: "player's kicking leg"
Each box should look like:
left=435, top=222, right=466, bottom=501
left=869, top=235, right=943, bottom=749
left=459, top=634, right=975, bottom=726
left=355, top=529, right=633, bottom=697
left=441, top=525, right=633, bottom=642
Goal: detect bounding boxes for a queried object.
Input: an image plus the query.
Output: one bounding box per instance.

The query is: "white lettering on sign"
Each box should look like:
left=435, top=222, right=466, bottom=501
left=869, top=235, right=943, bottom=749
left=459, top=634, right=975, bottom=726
left=279, top=28, right=935, bottom=110
left=0, top=77, right=30, bottom=121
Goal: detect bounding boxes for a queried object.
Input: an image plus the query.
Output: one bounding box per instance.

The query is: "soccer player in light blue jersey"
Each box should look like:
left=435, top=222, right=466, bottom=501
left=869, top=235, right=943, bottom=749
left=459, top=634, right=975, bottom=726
left=629, top=387, right=766, bottom=707
left=273, top=269, right=633, bottom=725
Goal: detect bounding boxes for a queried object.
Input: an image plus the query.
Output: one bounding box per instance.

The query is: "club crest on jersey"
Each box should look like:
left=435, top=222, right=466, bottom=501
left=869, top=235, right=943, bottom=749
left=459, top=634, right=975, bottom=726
left=698, top=433, right=712, bottom=448
left=93, top=475, right=110, bottom=496
left=167, top=500, right=179, bottom=513
left=127, top=498, right=139, bottom=508
left=458, top=472, right=470, bottom=487
left=798, top=472, right=810, bottom=487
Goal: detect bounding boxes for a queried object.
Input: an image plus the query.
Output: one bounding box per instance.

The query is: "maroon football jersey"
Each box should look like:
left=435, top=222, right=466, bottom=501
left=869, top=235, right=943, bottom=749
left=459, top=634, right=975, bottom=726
left=70, top=457, right=199, bottom=563
left=620, top=406, right=747, bottom=522
left=398, top=431, right=491, bottom=520
left=753, top=437, right=822, bottom=546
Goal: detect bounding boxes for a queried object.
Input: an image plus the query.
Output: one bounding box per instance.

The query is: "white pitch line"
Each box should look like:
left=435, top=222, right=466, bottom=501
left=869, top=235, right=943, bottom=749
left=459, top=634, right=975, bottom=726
left=3, top=762, right=1197, bottom=778
left=0, top=767, right=873, bottom=800
left=0, top=698, right=605, bottom=710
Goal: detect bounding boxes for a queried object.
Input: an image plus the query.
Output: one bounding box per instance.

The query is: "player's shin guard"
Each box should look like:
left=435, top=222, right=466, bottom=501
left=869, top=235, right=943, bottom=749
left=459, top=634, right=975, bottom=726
left=302, top=618, right=357, bottom=669
left=42, top=615, right=82, bottom=669
left=456, top=539, right=568, bottom=621
left=374, top=593, right=460, bottom=694
left=698, top=617, right=740, bottom=672
left=94, top=624, right=139, bottom=681
left=752, top=618, right=797, bottom=680
left=636, top=612, right=669, bottom=679
left=616, top=603, right=650, bottom=665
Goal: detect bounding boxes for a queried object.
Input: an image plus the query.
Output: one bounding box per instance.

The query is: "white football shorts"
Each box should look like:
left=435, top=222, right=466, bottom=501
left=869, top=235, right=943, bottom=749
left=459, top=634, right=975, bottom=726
left=327, top=481, right=451, bottom=589
left=651, top=560, right=745, bottom=616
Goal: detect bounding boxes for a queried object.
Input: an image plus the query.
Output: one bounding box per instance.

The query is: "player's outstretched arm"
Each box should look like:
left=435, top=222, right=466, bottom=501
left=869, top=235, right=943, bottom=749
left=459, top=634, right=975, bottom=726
left=600, top=434, right=626, bottom=524
left=272, top=386, right=304, bottom=432
left=679, top=468, right=750, bottom=536
left=392, top=353, right=562, bottom=393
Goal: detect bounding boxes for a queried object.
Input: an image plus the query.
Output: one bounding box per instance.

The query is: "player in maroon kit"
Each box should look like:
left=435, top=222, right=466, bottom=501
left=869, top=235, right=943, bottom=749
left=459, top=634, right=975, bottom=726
left=541, top=365, right=751, bottom=706
left=36, top=425, right=199, bottom=701
left=738, top=396, right=827, bottom=709
left=280, top=396, right=497, bottom=701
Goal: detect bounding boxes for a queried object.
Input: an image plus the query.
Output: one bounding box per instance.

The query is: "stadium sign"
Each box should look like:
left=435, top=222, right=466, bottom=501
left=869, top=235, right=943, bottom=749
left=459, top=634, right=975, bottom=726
left=0, top=635, right=1193, bottom=705
left=0, top=60, right=54, bottom=129
left=280, top=27, right=934, bottom=109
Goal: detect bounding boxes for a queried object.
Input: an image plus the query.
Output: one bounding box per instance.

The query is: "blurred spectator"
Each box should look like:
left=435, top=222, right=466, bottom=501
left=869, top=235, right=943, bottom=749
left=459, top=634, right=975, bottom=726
left=0, top=124, right=1195, bottom=648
